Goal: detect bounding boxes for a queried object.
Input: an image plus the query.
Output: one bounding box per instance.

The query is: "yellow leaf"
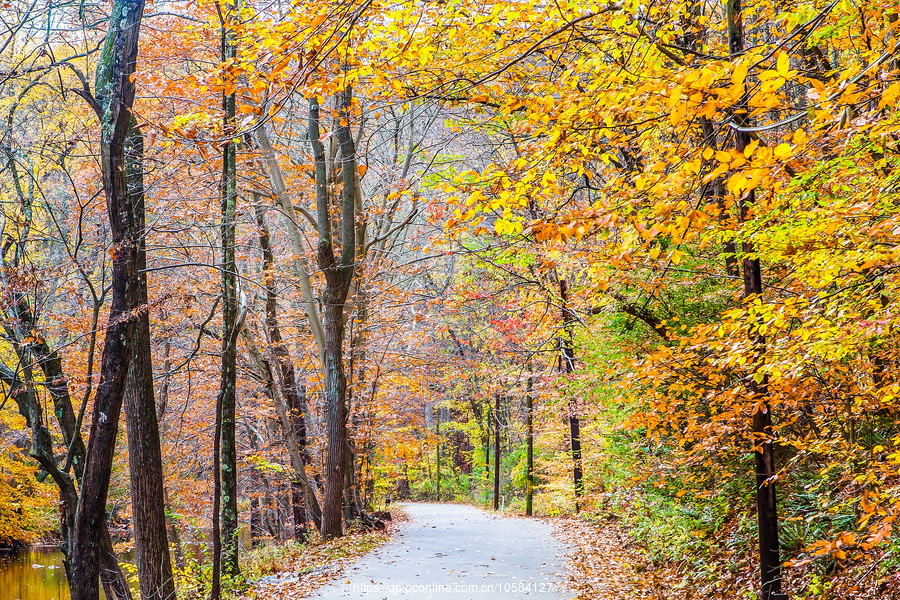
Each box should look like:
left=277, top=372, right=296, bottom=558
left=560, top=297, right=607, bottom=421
left=743, top=139, right=759, bottom=158
left=776, top=52, right=790, bottom=78
left=880, top=82, right=900, bottom=109
left=761, top=75, right=786, bottom=92
left=731, top=61, right=748, bottom=86
left=773, top=143, right=792, bottom=160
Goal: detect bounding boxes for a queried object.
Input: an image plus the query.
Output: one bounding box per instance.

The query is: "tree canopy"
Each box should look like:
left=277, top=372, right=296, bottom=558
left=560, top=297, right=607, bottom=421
left=1, top=0, right=900, bottom=598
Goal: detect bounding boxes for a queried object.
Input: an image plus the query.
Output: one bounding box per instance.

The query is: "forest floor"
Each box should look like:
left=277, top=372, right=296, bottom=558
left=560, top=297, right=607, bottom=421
left=246, top=503, right=655, bottom=599
left=240, top=524, right=393, bottom=599
left=551, top=517, right=667, bottom=599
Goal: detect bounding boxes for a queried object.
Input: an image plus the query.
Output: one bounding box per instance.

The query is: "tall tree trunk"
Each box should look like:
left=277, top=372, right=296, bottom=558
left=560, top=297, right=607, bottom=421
left=122, top=119, right=176, bottom=600
left=344, top=289, right=369, bottom=522
left=320, top=292, right=349, bottom=539
left=525, top=371, right=534, bottom=517
left=345, top=215, right=378, bottom=521
left=70, top=2, right=145, bottom=598
left=254, top=123, right=326, bottom=362
left=435, top=406, right=442, bottom=502
left=156, top=342, right=185, bottom=569
left=726, top=2, right=783, bottom=599
left=558, top=279, right=584, bottom=512
left=309, top=89, right=358, bottom=540
left=214, top=0, right=241, bottom=589
left=288, top=386, right=310, bottom=541
left=493, top=394, right=501, bottom=511
left=212, top=406, right=222, bottom=599
left=484, top=404, right=491, bottom=481
left=251, top=201, right=321, bottom=536
left=28, top=341, right=87, bottom=479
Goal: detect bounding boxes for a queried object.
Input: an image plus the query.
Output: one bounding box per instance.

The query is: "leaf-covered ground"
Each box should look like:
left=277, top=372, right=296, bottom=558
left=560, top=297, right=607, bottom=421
left=239, top=518, right=401, bottom=600
left=551, top=514, right=900, bottom=600
left=551, top=517, right=668, bottom=600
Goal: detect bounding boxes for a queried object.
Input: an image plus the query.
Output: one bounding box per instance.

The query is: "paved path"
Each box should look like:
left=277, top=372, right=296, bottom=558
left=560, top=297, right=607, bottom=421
left=308, top=503, right=570, bottom=599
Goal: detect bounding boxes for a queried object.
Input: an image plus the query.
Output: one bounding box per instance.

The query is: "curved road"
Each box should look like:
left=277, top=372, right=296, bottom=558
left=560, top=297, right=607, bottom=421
left=309, top=503, right=571, bottom=599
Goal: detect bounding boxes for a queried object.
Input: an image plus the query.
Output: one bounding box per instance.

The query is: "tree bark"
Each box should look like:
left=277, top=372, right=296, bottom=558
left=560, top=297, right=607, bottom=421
left=435, top=406, right=442, bottom=502
left=484, top=404, right=491, bottom=481
left=320, top=289, right=349, bottom=539
left=250, top=201, right=322, bottom=534
left=726, top=2, right=783, bottom=598
left=28, top=340, right=87, bottom=479
left=213, top=0, right=241, bottom=590
left=287, top=387, right=310, bottom=541
left=122, top=119, right=176, bottom=600
left=70, top=2, right=145, bottom=598
left=558, top=279, right=584, bottom=512
left=345, top=276, right=370, bottom=522
left=525, top=371, right=534, bottom=517
left=252, top=202, right=315, bottom=539
left=493, top=394, right=501, bottom=511
left=309, top=90, right=358, bottom=540
left=254, top=124, right=326, bottom=362
left=156, top=343, right=185, bottom=570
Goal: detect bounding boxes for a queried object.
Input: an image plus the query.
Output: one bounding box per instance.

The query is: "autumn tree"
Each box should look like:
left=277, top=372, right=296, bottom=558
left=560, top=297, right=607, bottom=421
left=70, top=1, right=153, bottom=599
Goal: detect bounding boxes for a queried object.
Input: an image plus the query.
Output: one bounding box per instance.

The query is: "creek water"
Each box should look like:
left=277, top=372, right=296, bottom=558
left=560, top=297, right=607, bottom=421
left=0, top=547, right=143, bottom=600
left=0, top=548, right=72, bottom=600
left=1, top=531, right=246, bottom=600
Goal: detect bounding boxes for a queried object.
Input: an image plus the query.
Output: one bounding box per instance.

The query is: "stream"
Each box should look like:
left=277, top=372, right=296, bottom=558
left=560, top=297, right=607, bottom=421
left=0, top=548, right=75, bottom=600
left=1, top=532, right=246, bottom=599
left=1, top=547, right=141, bottom=600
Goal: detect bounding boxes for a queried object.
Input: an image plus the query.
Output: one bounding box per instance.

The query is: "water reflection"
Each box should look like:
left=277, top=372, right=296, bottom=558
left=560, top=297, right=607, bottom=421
left=0, top=548, right=69, bottom=600
left=0, top=547, right=141, bottom=600
left=1, top=531, right=246, bottom=600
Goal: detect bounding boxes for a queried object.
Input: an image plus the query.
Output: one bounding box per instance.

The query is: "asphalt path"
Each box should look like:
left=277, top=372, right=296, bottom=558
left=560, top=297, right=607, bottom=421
left=308, top=503, right=570, bottom=599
